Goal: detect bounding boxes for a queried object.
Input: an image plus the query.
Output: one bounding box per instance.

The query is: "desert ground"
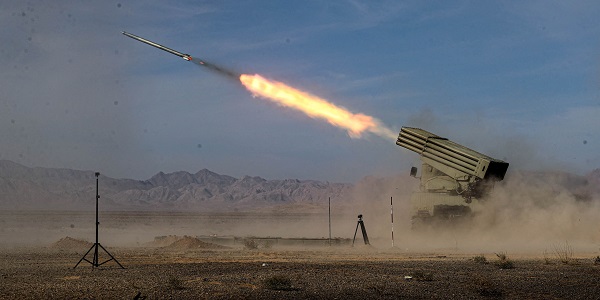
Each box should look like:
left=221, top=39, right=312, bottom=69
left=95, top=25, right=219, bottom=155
left=1, top=211, right=600, bottom=299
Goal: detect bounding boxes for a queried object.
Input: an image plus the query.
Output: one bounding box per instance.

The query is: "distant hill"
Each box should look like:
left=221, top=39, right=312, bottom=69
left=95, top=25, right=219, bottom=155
left=0, top=160, right=598, bottom=212
left=0, top=160, right=353, bottom=211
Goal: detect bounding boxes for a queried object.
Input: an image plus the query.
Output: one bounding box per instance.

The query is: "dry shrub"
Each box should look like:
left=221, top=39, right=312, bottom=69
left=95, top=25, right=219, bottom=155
left=494, top=252, right=514, bottom=269
left=473, top=255, right=487, bottom=264
left=543, top=250, right=552, bottom=265
left=553, top=241, right=574, bottom=264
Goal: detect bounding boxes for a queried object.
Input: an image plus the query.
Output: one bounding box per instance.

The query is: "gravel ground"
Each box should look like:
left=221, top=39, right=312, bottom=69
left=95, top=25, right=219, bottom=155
left=1, top=246, right=600, bottom=299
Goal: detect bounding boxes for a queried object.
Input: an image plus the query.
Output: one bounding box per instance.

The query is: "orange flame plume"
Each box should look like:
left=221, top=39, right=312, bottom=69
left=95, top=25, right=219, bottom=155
left=239, top=74, right=396, bottom=140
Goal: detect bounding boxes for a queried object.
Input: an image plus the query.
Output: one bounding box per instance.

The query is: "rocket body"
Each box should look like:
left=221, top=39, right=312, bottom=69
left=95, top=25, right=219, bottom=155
left=122, top=31, right=192, bottom=61
left=122, top=31, right=240, bottom=80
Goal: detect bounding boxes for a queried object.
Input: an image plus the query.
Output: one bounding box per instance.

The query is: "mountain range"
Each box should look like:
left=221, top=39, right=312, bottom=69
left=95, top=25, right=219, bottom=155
left=0, top=159, right=598, bottom=212
left=0, top=160, right=354, bottom=211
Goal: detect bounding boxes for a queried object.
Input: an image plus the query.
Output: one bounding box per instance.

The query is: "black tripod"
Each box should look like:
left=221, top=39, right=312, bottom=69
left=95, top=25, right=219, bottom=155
left=352, top=214, right=370, bottom=246
left=74, top=172, right=124, bottom=269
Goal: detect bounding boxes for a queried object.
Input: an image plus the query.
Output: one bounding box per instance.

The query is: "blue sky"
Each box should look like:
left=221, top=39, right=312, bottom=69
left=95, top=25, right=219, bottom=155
left=1, top=1, right=599, bottom=182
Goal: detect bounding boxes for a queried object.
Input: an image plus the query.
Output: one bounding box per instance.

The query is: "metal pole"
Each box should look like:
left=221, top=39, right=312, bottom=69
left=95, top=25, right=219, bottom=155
left=94, top=174, right=99, bottom=266
left=96, top=175, right=99, bottom=244
left=391, top=197, right=394, bottom=248
left=74, top=172, right=124, bottom=269
left=328, top=197, right=331, bottom=246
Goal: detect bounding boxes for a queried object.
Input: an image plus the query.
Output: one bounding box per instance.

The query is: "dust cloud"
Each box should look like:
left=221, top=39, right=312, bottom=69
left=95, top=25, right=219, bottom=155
left=466, top=171, right=600, bottom=252
left=345, top=169, right=600, bottom=255
left=1, top=169, right=598, bottom=257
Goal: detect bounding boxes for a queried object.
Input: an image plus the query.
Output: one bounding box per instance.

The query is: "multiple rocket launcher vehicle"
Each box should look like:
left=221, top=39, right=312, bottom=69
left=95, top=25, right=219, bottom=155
left=396, top=127, right=509, bottom=226
left=122, top=31, right=510, bottom=227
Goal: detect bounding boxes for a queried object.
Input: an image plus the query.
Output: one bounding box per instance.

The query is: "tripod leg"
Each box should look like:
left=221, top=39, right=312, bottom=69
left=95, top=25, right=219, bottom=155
left=359, top=221, right=370, bottom=245
left=74, top=244, right=96, bottom=269
left=352, top=221, right=360, bottom=246
left=97, top=243, right=125, bottom=269
left=93, top=243, right=99, bottom=267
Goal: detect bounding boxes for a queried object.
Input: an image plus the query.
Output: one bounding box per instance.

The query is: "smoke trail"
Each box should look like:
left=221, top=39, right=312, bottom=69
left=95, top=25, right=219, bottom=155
left=190, top=58, right=240, bottom=80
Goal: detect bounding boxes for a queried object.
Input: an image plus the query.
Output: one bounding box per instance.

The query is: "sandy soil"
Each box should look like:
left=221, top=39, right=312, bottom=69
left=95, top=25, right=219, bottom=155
left=1, top=240, right=600, bottom=299
left=2, top=211, right=600, bottom=299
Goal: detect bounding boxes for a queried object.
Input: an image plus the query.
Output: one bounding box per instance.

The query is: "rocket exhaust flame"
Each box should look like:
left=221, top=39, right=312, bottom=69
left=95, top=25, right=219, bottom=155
left=239, top=74, right=397, bottom=139
left=122, top=31, right=397, bottom=140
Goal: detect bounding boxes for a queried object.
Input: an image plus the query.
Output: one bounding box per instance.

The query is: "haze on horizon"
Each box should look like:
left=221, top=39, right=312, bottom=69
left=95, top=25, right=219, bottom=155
left=1, top=1, right=599, bottom=182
